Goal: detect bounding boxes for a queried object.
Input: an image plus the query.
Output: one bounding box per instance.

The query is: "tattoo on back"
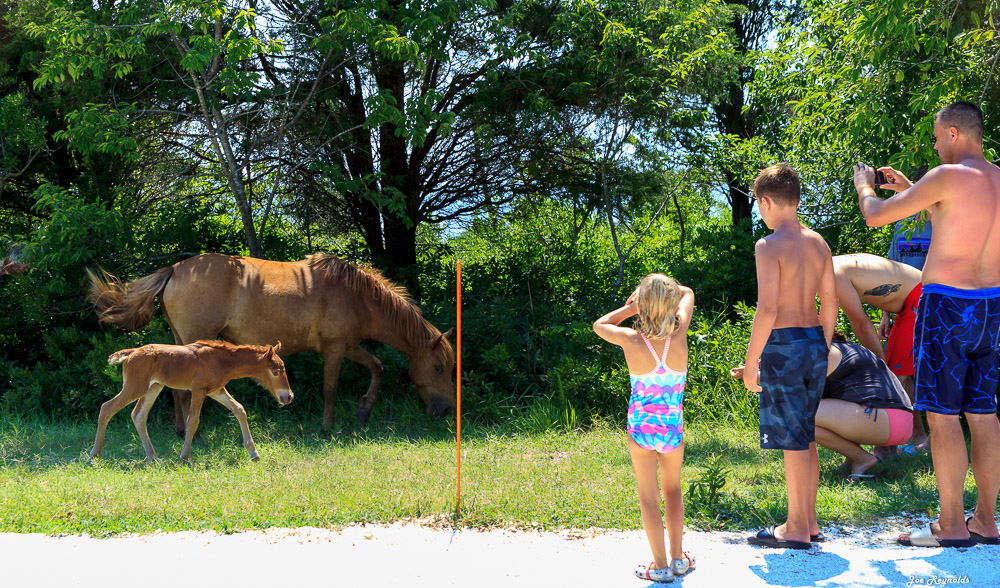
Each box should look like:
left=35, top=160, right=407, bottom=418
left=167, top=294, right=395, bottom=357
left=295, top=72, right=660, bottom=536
left=864, top=283, right=901, bottom=297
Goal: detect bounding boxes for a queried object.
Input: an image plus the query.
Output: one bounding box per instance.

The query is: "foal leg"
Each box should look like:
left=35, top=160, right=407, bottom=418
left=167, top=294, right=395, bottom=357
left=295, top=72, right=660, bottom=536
left=209, top=387, right=260, bottom=461
left=171, top=389, right=192, bottom=438
left=91, top=377, right=146, bottom=459
left=178, top=390, right=208, bottom=461
left=346, top=345, right=384, bottom=425
left=130, top=383, right=165, bottom=462
left=321, top=346, right=347, bottom=430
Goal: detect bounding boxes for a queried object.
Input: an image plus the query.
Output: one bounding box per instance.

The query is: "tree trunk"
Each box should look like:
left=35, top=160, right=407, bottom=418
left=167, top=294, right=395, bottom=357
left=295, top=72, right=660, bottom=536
left=728, top=175, right=752, bottom=228
left=381, top=212, right=420, bottom=299
left=714, top=78, right=754, bottom=230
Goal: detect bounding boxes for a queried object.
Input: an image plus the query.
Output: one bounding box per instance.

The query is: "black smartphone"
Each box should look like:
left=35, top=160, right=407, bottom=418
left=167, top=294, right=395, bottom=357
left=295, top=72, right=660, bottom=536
left=874, top=170, right=886, bottom=185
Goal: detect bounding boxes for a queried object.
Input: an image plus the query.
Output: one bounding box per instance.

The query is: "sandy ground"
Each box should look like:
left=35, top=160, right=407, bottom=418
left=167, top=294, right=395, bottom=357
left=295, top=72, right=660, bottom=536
left=3, top=518, right=998, bottom=588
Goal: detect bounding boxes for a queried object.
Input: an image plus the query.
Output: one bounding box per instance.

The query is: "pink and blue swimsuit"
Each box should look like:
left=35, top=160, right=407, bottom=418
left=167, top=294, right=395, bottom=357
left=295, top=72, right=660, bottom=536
left=627, top=334, right=686, bottom=453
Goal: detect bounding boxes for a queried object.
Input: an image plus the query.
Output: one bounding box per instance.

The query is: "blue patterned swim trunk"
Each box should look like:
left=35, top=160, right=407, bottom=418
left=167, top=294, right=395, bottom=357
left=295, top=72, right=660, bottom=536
left=759, top=326, right=828, bottom=451
left=913, top=284, right=1000, bottom=415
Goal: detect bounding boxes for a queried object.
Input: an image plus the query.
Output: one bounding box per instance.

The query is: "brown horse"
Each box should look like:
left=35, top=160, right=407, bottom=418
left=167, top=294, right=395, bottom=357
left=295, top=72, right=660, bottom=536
left=87, top=253, right=454, bottom=433
left=0, top=257, right=27, bottom=276
left=92, top=340, right=292, bottom=462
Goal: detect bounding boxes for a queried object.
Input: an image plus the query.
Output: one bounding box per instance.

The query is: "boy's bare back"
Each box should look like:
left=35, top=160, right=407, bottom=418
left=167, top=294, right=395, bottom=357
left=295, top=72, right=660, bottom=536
left=757, top=223, right=834, bottom=329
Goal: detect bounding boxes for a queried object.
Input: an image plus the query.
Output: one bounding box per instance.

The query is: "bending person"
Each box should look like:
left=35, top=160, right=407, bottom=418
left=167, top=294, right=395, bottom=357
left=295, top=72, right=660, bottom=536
left=833, top=253, right=927, bottom=451
left=732, top=332, right=912, bottom=480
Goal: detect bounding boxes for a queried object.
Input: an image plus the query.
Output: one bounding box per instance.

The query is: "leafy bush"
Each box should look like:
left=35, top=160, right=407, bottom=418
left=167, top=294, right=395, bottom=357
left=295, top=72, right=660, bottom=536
left=415, top=201, right=764, bottom=431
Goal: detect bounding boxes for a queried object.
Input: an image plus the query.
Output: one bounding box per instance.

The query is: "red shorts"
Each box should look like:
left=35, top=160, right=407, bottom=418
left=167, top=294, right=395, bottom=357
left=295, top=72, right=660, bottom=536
left=886, top=283, right=922, bottom=376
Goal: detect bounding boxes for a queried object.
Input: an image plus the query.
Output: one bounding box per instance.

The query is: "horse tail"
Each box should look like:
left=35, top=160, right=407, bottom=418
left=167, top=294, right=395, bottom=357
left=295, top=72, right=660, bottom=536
left=107, top=348, right=137, bottom=365
left=87, top=266, right=174, bottom=331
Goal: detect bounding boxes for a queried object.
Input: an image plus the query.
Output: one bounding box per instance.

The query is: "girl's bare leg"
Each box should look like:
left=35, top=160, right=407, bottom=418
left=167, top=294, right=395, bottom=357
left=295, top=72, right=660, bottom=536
left=628, top=436, right=668, bottom=569
left=657, top=441, right=685, bottom=560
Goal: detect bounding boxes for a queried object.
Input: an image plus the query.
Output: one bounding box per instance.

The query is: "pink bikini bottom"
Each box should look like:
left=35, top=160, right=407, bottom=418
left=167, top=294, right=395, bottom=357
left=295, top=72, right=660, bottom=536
left=881, top=408, right=913, bottom=447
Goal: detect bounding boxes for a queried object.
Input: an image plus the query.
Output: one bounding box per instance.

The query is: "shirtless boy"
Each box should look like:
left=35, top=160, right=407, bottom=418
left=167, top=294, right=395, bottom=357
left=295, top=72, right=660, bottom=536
left=833, top=253, right=928, bottom=451
left=744, top=164, right=838, bottom=549
left=855, top=100, right=1000, bottom=547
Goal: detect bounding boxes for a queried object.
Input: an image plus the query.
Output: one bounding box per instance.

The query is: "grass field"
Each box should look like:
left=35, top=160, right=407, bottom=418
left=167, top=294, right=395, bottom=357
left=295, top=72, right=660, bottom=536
left=0, top=404, right=970, bottom=537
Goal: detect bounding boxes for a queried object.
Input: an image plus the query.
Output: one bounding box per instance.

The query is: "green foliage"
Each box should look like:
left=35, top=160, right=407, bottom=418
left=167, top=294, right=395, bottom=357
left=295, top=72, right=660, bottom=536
left=751, top=0, right=1000, bottom=250
left=685, top=302, right=760, bottom=428
left=0, top=327, right=153, bottom=418
left=686, top=452, right=729, bottom=511
left=413, top=199, right=764, bottom=431
left=27, top=184, right=127, bottom=284
left=0, top=90, right=47, bottom=191
left=672, top=220, right=762, bottom=313
left=54, top=104, right=139, bottom=161
left=514, top=374, right=579, bottom=434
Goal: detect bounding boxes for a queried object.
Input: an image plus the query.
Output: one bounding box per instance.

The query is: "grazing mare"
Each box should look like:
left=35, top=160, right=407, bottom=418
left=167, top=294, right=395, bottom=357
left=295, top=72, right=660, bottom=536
left=87, top=253, right=454, bottom=434
left=92, top=340, right=292, bottom=462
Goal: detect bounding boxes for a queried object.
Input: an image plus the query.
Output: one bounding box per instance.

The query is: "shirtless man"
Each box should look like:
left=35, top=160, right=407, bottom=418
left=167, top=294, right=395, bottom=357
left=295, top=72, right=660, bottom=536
left=855, top=100, right=1000, bottom=547
left=833, top=253, right=928, bottom=451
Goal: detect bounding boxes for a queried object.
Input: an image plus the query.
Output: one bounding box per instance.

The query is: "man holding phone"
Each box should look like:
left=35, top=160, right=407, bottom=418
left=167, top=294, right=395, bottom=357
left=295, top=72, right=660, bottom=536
left=854, top=100, right=1000, bottom=548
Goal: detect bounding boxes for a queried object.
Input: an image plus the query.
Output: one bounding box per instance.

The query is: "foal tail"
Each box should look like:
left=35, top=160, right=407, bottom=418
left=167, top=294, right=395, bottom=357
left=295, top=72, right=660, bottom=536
left=107, top=348, right=137, bottom=365
left=87, top=266, right=174, bottom=331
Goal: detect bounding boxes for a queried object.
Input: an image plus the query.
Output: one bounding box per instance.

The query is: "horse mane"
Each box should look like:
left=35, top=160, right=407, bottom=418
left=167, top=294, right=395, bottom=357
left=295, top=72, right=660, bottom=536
left=306, top=254, right=449, bottom=359
left=192, top=339, right=272, bottom=354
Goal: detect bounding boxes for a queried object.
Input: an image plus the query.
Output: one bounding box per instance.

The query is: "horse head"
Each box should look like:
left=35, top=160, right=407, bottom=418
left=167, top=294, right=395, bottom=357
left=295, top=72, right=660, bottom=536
left=261, top=342, right=294, bottom=405
left=409, top=328, right=455, bottom=416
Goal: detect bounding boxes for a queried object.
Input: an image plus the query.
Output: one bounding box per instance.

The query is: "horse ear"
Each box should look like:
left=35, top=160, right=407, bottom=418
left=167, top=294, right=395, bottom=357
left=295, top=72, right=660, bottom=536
left=432, top=328, right=454, bottom=347
left=273, top=341, right=282, bottom=355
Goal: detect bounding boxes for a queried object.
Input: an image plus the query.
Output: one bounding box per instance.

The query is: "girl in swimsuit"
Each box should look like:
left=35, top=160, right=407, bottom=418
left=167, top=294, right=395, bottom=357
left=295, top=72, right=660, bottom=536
left=593, top=274, right=696, bottom=583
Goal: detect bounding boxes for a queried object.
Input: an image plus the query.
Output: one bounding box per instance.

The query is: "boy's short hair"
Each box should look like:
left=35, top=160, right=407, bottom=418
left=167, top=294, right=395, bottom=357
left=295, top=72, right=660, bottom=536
left=937, top=101, right=984, bottom=142
left=753, top=164, right=800, bottom=208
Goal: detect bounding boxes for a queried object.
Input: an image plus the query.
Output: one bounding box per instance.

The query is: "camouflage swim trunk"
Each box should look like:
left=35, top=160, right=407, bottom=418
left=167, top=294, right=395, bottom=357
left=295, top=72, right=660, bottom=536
left=759, top=326, right=828, bottom=451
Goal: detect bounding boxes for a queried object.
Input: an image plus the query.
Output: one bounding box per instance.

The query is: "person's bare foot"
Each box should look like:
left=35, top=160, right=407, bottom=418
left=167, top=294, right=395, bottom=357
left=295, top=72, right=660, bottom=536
left=834, top=457, right=852, bottom=474
left=849, top=452, right=880, bottom=476
left=774, top=522, right=809, bottom=544
left=903, top=435, right=930, bottom=454
left=967, top=513, right=1000, bottom=542
left=897, top=520, right=979, bottom=547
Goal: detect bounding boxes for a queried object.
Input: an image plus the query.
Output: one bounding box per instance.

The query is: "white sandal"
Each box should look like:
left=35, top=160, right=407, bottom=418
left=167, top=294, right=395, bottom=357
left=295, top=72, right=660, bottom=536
left=669, top=552, right=695, bottom=576
left=634, top=562, right=675, bottom=583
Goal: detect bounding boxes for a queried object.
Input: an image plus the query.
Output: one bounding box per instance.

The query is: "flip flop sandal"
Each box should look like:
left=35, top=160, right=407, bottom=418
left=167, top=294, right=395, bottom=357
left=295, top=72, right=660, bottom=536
left=747, top=525, right=811, bottom=550
left=811, top=532, right=826, bottom=543
left=967, top=516, right=1000, bottom=545
left=845, top=473, right=876, bottom=483
left=634, top=562, right=674, bottom=583
left=669, top=552, right=695, bottom=576
left=900, top=445, right=927, bottom=456
left=897, top=523, right=977, bottom=548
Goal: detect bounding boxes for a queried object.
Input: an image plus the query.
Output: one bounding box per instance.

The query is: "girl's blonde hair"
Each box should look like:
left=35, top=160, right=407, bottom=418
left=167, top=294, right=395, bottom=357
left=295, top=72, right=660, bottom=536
left=634, top=273, right=682, bottom=339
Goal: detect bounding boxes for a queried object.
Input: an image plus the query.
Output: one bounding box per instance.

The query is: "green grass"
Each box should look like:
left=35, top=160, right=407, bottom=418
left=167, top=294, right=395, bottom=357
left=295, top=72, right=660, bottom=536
left=0, top=405, right=968, bottom=536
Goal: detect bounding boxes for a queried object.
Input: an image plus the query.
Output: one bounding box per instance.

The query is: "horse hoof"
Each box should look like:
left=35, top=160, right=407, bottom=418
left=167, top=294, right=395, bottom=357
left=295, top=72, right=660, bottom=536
left=356, top=409, right=369, bottom=425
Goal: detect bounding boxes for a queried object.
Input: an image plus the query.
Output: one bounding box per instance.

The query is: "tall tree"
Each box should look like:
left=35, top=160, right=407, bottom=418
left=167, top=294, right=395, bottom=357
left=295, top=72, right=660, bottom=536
left=750, top=0, right=1000, bottom=250
left=671, top=1, right=799, bottom=228
left=24, top=0, right=736, bottom=277
left=286, top=0, right=731, bottom=279
left=26, top=0, right=347, bottom=257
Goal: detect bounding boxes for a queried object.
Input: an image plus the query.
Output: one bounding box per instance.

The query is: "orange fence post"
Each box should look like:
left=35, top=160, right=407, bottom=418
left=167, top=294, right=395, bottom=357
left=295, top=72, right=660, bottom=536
left=456, top=261, right=462, bottom=518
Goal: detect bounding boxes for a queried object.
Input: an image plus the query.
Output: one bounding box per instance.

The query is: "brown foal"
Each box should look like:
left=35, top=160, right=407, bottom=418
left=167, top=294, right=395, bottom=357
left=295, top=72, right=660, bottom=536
left=91, top=340, right=293, bottom=462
